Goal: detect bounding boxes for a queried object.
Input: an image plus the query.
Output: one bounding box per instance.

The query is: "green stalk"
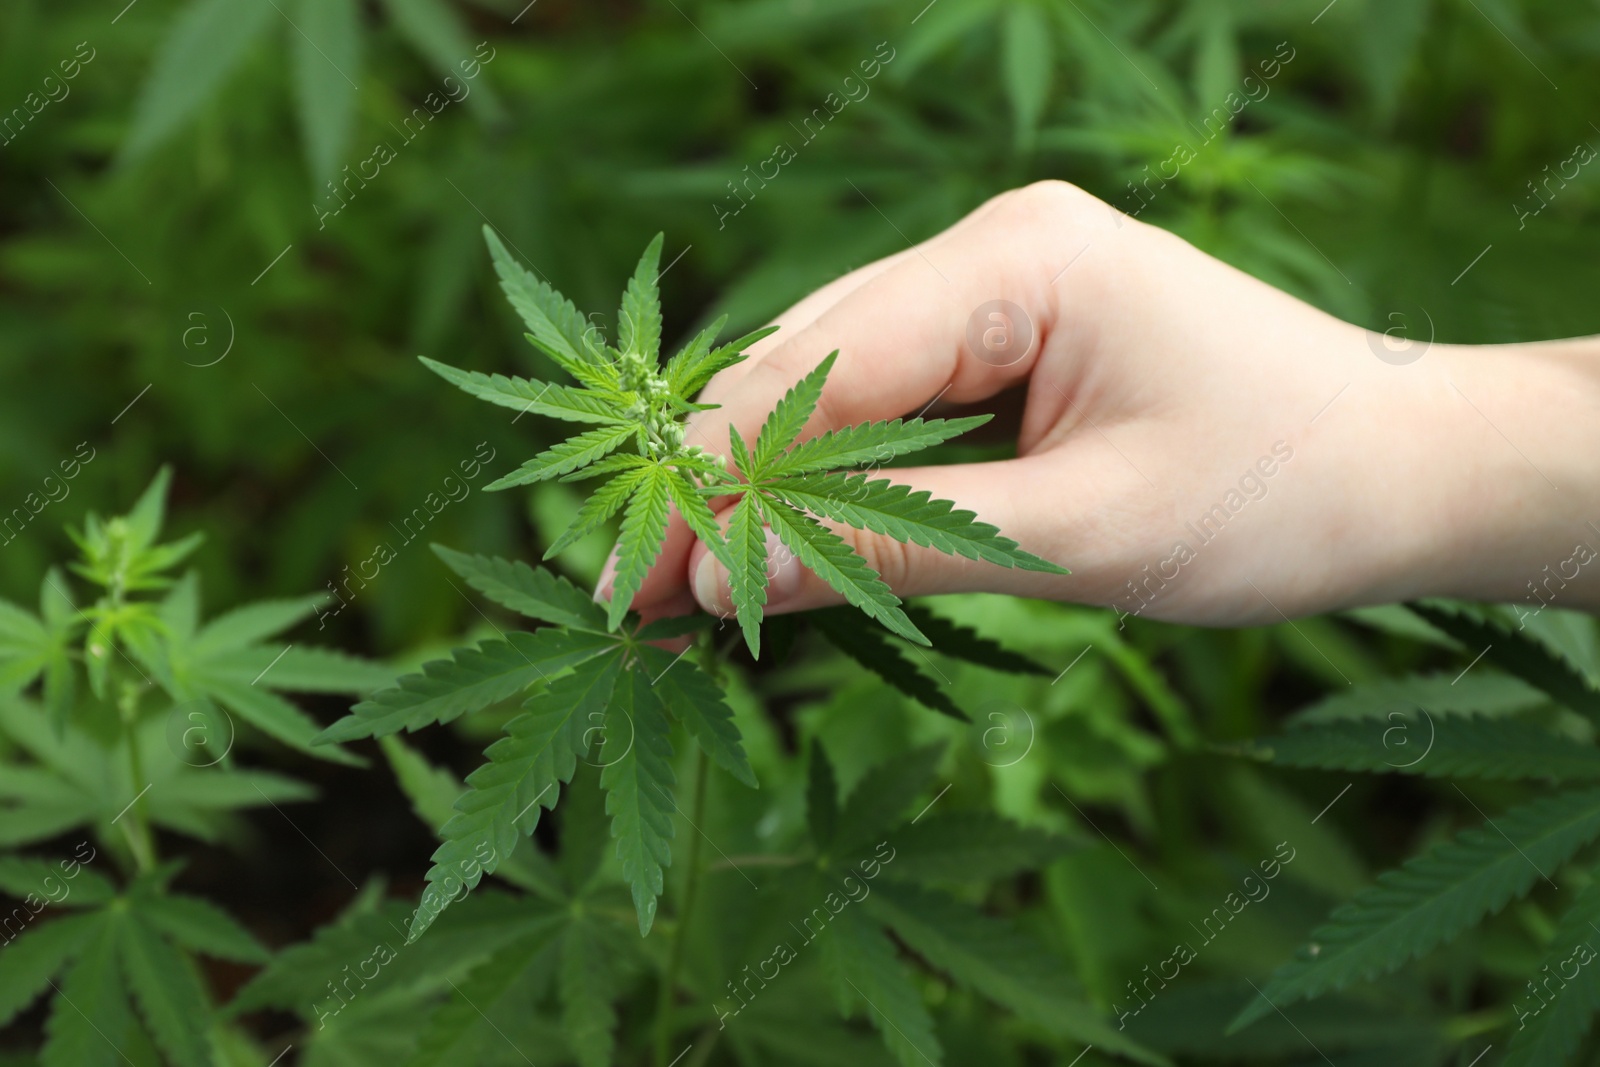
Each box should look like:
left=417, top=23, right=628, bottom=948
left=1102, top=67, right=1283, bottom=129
left=116, top=679, right=156, bottom=873
left=654, top=747, right=709, bottom=1067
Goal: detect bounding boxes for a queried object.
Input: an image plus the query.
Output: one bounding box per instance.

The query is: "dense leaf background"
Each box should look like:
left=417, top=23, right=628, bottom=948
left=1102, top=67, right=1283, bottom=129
left=2, top=0, right=1599, bottom=1064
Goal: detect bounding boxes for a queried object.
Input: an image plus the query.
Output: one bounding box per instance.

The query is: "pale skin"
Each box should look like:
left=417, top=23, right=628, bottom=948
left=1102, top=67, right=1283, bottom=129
left=599, top=181, right=1600, bottom=630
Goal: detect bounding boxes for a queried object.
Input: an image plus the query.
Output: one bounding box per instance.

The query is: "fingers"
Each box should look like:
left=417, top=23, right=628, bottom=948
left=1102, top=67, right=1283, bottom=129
left=700, top=246, right=920, bottom=402
left=699, top=193, right=1026, bottom=402
left=622, top=181, right=1128, bottom=617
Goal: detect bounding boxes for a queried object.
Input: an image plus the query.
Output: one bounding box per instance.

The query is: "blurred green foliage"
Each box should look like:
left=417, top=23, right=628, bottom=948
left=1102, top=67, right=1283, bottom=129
left=5, top=0, right=1598, bottom=644
left=2, top=0, right=1599, bottom=1064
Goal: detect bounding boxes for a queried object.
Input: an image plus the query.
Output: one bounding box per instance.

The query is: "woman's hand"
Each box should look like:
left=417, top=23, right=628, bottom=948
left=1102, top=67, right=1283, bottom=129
left=606, top=181, right=1600, bottom=628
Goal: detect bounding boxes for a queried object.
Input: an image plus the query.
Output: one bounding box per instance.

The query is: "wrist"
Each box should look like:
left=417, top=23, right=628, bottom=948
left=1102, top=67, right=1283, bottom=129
left=1406, top=337, right=1600, bottom=611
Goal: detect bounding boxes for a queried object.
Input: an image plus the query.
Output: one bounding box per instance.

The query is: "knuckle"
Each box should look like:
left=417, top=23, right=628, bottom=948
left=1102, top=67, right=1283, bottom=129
left=1009, top=179, right=1096, bottom=220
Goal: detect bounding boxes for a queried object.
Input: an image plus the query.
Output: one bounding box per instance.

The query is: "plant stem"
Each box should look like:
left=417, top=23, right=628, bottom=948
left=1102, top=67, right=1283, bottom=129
left=117, top=680, right=156, bottom=873
left=654, top=747, right=708, bottom=1067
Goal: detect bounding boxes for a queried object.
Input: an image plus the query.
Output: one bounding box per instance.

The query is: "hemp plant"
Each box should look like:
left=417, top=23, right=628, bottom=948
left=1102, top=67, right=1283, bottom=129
left=0, top=470, right=393, bottom=1067
left=306, top=231, right=1150, bottom=1067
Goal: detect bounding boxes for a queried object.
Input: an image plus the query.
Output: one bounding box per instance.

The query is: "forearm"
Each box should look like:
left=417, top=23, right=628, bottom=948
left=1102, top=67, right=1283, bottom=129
left=1384, top=336, right=1600, bottom=613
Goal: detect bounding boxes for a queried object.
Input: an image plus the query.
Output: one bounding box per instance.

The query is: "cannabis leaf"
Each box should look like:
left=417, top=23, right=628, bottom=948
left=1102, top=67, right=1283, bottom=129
left=1251, top=714, right=1600, bottom=781
left=1409, top=599, right=1600, bottom=725
left=423, top=231, right=1065, bottom=651
left=407, top=652, right=623, bottom=940
left=27, top=869, right=265, bottom=1067
left=430, top=545, right=608, bottom=632
left=598, top=665, right=676, bottom=935
left=312, top=627, right=618, bottom=744
left=1231, top=786, right=1600, bottom=1031
left=798, top=741, right=1158, bottom=1067
left=1502, top=872, right=1600, bottom=1066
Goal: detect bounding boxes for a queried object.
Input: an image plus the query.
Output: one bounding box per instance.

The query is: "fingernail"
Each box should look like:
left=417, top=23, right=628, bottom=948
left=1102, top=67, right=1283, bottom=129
left=594, top=550, right=618, bottom=603
left=692, top=552, right=731, bottom=616
left=762, top=529, right=804, bottom=609
left=692, top=530, right=804, bottom=615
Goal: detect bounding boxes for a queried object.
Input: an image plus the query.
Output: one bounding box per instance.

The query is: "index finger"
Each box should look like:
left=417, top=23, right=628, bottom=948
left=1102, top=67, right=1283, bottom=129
left=625, top=182, right=1116, bottom=617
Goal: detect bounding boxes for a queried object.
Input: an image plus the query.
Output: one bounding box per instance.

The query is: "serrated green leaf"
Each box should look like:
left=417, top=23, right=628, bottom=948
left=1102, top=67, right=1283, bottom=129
left=431, top=546, right=607, bottom=632
left=411, top=653, right=623, bottom=940
left=292, top=0, right=361, bottom=184
left=823, top=903, right=942, bottom=1067
left=866, top=882, right=1164, bottom=1065
left=600, top=665, right=676, bottom=935
left=122, top=0, right=275, bottom=163
left=607, top=465, right=673, bottom=630
left=199, top=645, right=397, bottom=693
left=379, top=734, right=463, bottom=834
left=659, top=316, right=721, bottom=388
left=419, top=356, right=623, bottom=425
left=156, top=574, right=201, bottom=649
left=125, top=468, right=174, bottom=552
left=811, top=607, right=966, bottom=720
left=0, top=806, right=96, bottom=849
left=754, top=351, right=837, bottom=472
left=133, top=893, right=268, bottom=964
left=561, top=916, right=621, bottom=1067
left=834, top=742, right=945, bottom=859
left=315, top=627, right=618, bottom=743
left=227, top=889, right=399, bottom=1015
left=0, top=597, right=52, bottom=692
left=377, top=0, right=500, bottom=119
left=1502, top=872, right=1600, bottom=1066
left=665, top=322, right=778, bottom=400
left=1288, top=670, right=1546, bottom=726
left=191, top=595, right=324, bottom=656
left=117, top=914, right=213, bottom=1067
left=42, top=912, right=132, bottom=1067
left=636, top=644, right=756, bottom=788
left=486, top=423, right=639, bottom=492
left=1251, top=715, right=1600, bottom=781
left=724, top=492, right=769, bottom=658
left=0, top=912, right=96, bottom=1029
left=209, top=679, right=364, bottom=765
left=662, top=469, right=725, bottom=550
left=902, top=605, right=1051, bottom=676
left=763, top=416, right=990, bottom=480
left=619, top=233, right=663, bottom=359
left=131, top=531, right=205, bottom=588
left=1409, top=600, right=1600, bottom=724
left=546, top=465, right=653, bottom=559
left=410, top=925, right=561, bottom=1067
left=562, top=453, right=652, bottom=483
left=152, top=768, right=315, bottom=813
left=0, top=857, right=115, bottom=907
left=758, top=495, right=926, bottom=646
left=728, top=423, right=756, bottom=482
left=882, top=810, right=1079, bottom=883
left=769, top=473, right=1067, bottom=574
left=1232, top=787, right=1600, bottom=1031
left=0, top=698, right=101, bottom=791
left=480, top=227, right=613, bottom=380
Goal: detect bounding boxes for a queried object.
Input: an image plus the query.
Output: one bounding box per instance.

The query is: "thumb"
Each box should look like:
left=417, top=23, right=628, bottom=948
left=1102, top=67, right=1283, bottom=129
left=685, top=458, right=1074, bottom=618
